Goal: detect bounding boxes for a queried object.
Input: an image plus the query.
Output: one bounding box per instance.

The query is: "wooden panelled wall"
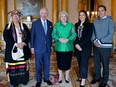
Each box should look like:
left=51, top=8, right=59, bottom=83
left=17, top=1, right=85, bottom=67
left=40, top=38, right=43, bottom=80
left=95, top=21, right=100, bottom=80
left=52, top=0, right=68, bottom=25
left=0, top=0, right=116, bottom=33
left=0, top=0, right=7, bottom=34
left=112, top=0, right=116, bottom=24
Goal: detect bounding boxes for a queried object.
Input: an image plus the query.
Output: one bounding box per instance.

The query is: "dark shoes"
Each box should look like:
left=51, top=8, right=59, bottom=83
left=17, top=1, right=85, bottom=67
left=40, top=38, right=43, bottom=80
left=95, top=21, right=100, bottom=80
left=58, top=80, right=62, bottom=83
left=99, top=83, right=107, bottom=87
left=91, top=79, right=100, bottom=84
left=58, top=80, right=69, bottom=83
left=36, top=80, right=52, bottom=87
left=65, top=80, right=69, bottom=83
left=91, top=79, right=107, bottom=87
left=80, top=85, right=85, bottom=87
left=44, top=80, right=53, bottom=85
left=36, top=82, right=41, bottom=87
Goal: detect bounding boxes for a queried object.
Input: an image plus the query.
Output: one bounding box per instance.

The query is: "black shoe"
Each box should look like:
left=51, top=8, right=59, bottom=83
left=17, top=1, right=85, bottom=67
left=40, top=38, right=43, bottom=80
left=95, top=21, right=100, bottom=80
left=36, top=82, right=41, bottom=87
left=65, top=80, right=69, bottom=83
left=44, top=80, right=53, bottom=85
left=58, top=80, right=62, bottom=83
left=99, top=83, right=107, bottom=87
left=80, top=85, right=85, bottom=87
left=91, top=79, right=100, bottom=84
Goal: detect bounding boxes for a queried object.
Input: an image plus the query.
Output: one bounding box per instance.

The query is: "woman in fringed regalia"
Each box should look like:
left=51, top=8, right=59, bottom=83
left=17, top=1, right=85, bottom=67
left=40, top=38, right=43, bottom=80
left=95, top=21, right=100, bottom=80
left=3, top=10, right=31, bottom=87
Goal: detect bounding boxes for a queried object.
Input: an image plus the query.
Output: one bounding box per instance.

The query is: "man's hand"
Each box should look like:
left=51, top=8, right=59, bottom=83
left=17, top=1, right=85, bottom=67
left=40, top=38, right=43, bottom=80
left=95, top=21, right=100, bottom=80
left=93, top=39, right=101, bottom=47
left=31, top=48, right=35, bottom=54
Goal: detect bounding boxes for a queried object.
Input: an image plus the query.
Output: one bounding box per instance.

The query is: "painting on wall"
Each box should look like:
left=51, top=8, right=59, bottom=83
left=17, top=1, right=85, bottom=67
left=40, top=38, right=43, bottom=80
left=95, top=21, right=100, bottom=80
left=14, top=0, right=45, bottom=18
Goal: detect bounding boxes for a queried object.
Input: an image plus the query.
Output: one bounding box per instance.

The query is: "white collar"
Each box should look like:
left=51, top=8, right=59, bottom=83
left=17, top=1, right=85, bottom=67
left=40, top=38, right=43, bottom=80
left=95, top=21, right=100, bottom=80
left=100, top=16, right=107, bottom=19
left=41, top=18, right=47, bottom=22
left=41, top=19, right=47, bottom=27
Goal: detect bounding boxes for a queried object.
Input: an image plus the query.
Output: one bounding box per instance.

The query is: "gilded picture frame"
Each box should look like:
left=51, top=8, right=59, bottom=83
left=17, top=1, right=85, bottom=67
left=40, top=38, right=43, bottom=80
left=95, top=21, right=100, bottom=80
left=14, top=0, right=46, bottom=19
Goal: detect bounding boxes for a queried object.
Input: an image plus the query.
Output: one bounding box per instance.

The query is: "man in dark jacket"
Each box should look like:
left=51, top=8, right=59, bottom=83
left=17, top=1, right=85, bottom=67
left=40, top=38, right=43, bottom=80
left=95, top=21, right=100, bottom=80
left=30, top=7, right=53, bottom=87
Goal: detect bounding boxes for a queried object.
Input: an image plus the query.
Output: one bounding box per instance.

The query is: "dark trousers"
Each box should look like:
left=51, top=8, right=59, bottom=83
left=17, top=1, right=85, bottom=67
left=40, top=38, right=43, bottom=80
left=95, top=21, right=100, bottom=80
left=35, top=51, right=50, bottom=83
left=75, top=47, right=91, bottom=78
left=93, top=47, right=111, bottom=84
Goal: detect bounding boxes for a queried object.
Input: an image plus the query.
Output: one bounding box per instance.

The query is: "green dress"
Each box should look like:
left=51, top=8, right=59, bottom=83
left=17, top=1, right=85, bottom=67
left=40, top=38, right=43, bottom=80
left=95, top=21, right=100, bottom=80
left=52, top=22, right=77, bottom=52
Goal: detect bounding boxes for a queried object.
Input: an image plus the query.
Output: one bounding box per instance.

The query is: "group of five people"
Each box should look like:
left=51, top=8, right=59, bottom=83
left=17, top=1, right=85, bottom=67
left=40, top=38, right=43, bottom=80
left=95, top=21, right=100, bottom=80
left=3, top=5, right=115, bottom=87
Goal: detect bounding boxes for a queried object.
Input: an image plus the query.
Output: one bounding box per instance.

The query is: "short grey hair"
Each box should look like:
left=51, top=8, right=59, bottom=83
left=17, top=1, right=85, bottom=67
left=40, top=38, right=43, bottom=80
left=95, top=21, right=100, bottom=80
left=58, top=11, right=69, bottom=21
left=39, top=7, right=48, bottom=15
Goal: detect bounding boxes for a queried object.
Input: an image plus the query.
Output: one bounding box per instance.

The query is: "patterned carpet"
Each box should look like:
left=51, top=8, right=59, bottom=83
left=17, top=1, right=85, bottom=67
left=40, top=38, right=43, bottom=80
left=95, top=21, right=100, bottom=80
left=70, top=67, right=92, bottom=87
left=107, top=57, right=116, bottom=87
left=88, top=55, right=116, bottom=87
left=0, top=53, right=116, bottom=87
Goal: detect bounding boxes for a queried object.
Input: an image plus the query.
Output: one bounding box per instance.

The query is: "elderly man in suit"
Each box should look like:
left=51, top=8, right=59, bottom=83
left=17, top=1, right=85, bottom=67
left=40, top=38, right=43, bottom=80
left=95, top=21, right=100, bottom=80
left=30, top=7, right=53, bottom=87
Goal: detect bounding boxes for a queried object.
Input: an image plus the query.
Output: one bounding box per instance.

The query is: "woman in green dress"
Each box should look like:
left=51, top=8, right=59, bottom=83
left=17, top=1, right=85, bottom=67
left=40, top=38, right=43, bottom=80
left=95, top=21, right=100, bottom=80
left=52, top=11, right=77, bottom=84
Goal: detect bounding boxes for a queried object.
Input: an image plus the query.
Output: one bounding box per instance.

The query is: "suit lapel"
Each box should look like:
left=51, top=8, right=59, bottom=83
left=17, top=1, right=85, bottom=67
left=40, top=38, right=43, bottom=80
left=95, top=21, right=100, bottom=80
left=46, top=20, right=49, bottom=35
left=38, top=19, right=50, bottom=35
left=38, top=19, right=45, bottom=35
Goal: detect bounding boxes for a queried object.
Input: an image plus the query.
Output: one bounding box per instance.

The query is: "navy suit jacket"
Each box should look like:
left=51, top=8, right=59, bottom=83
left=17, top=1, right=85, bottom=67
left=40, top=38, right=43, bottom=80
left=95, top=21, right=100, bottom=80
left=30, top=19, right=53, bottom=53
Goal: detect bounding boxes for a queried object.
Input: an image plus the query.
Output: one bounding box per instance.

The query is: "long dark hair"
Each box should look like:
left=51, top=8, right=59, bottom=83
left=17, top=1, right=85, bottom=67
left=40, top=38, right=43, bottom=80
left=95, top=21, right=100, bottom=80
left=11, top=22, right=26, bottom=42
left=78, top=10, right=90, bottom=25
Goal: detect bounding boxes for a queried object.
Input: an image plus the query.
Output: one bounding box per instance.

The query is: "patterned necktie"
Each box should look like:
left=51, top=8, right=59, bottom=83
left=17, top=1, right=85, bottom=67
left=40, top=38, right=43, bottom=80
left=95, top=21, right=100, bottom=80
left=43, top=20, right=47, bottom=35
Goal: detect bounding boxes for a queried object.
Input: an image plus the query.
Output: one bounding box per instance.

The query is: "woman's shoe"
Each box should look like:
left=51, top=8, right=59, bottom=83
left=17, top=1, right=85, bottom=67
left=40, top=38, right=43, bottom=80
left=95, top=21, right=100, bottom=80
left=55, top=80, right=62, bottom=85
left=80, top=85, right=85, bottom=87
left=58, top=80, right=62, bottom=83
left=65, top=80, right=69, bottom=83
